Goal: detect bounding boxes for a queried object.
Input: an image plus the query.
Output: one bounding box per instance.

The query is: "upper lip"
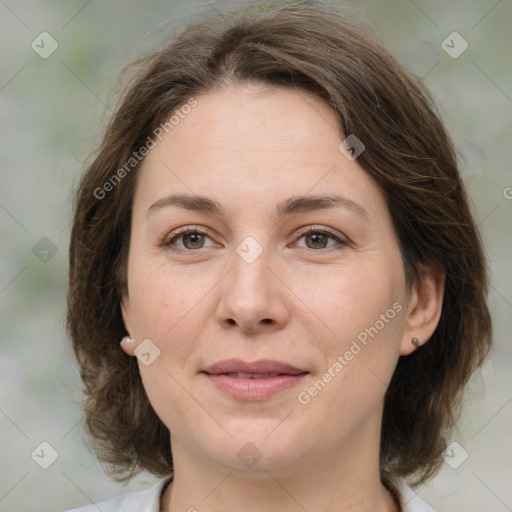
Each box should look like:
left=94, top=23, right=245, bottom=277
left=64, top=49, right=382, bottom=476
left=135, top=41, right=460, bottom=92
left=203, top=359, right=307, bottom=375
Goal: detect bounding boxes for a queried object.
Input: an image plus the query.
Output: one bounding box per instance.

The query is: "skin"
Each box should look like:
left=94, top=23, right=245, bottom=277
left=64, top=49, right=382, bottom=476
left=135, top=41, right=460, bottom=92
left=120, top=83, right=445, bottom=512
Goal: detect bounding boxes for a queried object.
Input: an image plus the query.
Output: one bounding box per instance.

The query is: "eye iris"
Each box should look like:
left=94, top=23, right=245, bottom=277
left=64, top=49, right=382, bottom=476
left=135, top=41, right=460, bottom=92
left=183, top=233, right=204, bottom=249
left=306, top=232, right=328, bottom=249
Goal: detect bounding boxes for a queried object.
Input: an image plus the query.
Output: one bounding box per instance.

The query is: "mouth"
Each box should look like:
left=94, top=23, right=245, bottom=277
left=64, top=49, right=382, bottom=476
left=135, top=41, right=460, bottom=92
left=219, top=372, right=295, bottom=379
left=201, top=359, right=309, bottom=401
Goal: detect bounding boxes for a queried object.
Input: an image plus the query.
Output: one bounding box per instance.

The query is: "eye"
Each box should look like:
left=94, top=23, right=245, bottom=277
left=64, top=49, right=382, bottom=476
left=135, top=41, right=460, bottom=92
left=162, top=225, right=347, bottom=252
left=162, top=226, right=215, bottom=251
left=294, top=226, right=347, bottom=250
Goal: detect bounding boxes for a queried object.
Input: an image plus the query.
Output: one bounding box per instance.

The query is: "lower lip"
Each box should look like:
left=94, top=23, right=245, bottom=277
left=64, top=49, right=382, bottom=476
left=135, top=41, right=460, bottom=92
left=204, top=373, right=308, bottom=400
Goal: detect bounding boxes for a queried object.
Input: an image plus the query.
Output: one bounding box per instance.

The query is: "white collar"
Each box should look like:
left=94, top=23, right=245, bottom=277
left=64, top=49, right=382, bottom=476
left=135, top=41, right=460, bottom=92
left=64, top=475, right=436, bottom=511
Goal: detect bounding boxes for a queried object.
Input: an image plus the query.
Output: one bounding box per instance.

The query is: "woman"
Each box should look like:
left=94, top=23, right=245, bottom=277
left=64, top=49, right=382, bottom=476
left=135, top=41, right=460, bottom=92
left=65, top=1, right=492, bottom=511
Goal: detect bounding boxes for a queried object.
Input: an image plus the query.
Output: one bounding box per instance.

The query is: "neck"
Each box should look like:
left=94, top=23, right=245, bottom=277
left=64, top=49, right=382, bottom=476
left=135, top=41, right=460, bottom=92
left=160, top=428, right=399, bottom=512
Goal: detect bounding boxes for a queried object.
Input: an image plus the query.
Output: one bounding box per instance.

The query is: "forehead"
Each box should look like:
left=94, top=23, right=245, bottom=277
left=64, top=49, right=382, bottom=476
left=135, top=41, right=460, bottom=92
left=133, top=84, right=386, bottom=221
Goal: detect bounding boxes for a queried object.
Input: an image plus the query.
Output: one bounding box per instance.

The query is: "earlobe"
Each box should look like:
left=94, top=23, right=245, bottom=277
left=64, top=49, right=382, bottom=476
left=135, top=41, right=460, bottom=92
left=400, top=269, right=445, bottom=356
left=120, top=335, right=137, bottom=356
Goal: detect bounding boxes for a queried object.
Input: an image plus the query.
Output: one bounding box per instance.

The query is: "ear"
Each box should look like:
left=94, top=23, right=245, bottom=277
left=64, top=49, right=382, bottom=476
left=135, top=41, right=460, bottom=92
left=120, top=291, right=136, bottom=356
left=400, top=267, right=445, bottom=356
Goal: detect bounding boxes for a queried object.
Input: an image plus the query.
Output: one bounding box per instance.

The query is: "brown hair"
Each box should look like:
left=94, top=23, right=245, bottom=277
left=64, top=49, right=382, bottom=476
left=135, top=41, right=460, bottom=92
left=66, top=0, right=492, bottom=488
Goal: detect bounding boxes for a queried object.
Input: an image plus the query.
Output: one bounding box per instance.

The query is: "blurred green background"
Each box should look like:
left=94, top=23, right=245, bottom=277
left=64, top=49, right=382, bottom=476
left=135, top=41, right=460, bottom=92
left=1, top=0, right=511, bottom=510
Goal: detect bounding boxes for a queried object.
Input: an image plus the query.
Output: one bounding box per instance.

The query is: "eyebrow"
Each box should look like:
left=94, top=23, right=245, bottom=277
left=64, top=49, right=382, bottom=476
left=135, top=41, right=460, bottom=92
left=146, top=193, right=370, bottom=221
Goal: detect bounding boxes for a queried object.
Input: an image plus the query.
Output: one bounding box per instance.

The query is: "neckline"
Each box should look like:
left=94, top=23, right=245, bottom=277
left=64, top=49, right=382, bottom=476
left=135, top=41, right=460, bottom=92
left=158, top=474, right=407, bottom=512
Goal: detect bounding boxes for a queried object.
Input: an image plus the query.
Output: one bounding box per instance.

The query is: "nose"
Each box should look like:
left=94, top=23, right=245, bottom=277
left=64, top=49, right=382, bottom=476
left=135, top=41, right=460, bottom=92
left=215, top=242, right=290, bottom=334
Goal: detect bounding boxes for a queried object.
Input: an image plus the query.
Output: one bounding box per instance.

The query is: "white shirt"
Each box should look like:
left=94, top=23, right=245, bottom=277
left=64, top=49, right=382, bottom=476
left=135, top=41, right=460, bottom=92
left=63, top=476, right=435, bottom=512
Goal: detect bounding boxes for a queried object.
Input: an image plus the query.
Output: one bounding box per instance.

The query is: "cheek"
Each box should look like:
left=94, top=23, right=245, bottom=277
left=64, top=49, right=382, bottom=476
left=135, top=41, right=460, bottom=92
left=126, top=279, right=190, bottom=383
left=292, top=257, right=403, bottom=350
left=129, top=257, right=191, bottom=334
left=129, top=265, right=204, bottom=427
left=293, top=256, right=406, bottom=412
left=128, top=258, right=219, bottom=377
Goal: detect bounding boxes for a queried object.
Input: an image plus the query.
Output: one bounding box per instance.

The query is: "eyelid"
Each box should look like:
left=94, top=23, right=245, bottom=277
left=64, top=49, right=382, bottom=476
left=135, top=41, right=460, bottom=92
left=294, top=224, right=345, bottom=239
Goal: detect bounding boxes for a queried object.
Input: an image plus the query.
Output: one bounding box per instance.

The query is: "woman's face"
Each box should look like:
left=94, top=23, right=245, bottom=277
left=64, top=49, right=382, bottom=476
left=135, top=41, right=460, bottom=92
left=121, top=84, right=429, bottom=475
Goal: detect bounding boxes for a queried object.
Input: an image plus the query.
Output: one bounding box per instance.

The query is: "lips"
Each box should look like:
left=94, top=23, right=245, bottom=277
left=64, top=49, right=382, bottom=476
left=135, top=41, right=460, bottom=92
left=202, top=359, right=309, bottom=401
left=203, top=359, right=307, bottom=376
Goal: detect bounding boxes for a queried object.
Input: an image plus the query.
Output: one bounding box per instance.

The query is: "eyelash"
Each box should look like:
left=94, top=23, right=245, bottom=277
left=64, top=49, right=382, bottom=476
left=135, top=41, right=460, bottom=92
left=162, top=225, right=347, bottom=252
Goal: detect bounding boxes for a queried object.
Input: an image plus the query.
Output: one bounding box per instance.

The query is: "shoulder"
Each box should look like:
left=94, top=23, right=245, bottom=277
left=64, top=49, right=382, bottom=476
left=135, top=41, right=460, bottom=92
left=398, top=480, right=436, bottom=512
left=62, top=476, right=173, bottom=512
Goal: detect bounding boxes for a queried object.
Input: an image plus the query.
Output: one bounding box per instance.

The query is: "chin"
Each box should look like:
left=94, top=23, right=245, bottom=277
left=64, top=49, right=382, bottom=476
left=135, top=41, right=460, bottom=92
left=201, top=430, right=308, bottom=474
